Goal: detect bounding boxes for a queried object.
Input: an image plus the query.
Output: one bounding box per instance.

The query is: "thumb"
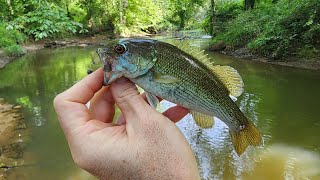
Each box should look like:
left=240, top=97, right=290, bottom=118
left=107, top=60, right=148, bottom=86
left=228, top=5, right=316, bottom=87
left=110, top=77, right=149, bottom=122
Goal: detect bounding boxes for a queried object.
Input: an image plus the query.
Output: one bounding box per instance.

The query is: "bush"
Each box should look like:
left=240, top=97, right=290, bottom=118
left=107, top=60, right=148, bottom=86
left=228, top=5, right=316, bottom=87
left=0, top=22, right=25, bottom=47
left=202, top=1, right=243, bottom=35
left=4, top=44, right=24, bottom=57
left=0, top=22, right=25, bottom=57
left=297, top=46, right=320, bottom=58
left=212, top=0, right=320, bottom=58
left=7, top=2, right=86, bottom=40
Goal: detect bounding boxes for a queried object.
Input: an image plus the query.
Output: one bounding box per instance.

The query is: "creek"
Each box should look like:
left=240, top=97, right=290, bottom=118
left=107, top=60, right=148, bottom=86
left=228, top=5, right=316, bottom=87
left=0, top=37, right=319, bottom=179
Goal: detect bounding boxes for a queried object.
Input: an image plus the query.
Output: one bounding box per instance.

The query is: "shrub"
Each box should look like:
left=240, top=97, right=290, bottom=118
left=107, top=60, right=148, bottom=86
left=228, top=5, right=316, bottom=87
left=4, top=44, right=24, bottom=57
left=0, top=22, right=25, bottom=47
left=202, top=1, right=243, bottom=35
left=7, top=2, right=86, bottom=40
left=212, top=0, right=320, bottom=58
left=0, top=22, right=25, bottom=57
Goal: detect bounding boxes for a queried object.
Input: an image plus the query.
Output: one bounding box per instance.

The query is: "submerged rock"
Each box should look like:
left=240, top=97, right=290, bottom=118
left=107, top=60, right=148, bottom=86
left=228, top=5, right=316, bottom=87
left=210, top=41, right=226, bottom=51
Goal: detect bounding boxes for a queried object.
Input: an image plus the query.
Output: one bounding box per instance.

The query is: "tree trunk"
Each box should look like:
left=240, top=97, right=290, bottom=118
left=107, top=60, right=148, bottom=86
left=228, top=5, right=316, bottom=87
left=119, top=0, right=123, bottom=24
left=66, top=1, right=71, bottom=18
left=179, top=10, right=186, bottom=30
left=6, top=0, right=14, bottom=15
left=211, top=0, right=215, bottom=35
left=119, top=0, right=128, bottom=25
left=245, top=0, right=254, bottom=10
left=123, top=0, right=128, bottom=25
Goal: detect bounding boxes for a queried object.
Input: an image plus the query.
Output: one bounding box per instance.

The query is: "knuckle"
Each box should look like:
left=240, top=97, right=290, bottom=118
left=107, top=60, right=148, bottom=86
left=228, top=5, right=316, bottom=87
left=53, top=93, right=64, bottom=108
left=53, top=93, right=71, bottom=113
left=115, top=85, right=140, bottom=104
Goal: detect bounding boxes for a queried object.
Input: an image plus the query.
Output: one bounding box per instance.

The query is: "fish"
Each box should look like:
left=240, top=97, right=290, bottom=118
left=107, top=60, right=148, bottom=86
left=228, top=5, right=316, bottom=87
left=96, top=39, right=262, bottom=155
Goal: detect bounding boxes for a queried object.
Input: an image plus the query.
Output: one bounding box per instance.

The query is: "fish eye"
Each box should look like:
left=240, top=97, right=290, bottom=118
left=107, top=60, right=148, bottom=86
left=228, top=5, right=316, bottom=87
left=114, top=44, right=126, bottom=54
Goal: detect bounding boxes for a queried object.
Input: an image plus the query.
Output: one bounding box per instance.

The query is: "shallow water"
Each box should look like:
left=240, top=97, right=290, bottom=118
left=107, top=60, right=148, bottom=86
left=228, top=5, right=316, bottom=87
left=0, top=38, right=320, bottom=179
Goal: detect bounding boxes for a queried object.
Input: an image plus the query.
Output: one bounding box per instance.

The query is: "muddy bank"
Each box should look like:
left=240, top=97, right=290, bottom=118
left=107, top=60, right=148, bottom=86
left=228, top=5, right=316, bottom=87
left=210, top=45, right=320, bottom=71
left=0, top=98, right=30, bottom=179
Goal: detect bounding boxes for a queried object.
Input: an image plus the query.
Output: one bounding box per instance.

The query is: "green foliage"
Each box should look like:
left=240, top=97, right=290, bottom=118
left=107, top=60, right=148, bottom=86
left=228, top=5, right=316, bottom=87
left=1, top=0, right=211, bottom=38
left=4, top=44, right=24, bottom=57
left=168, top=0, right=206, bottom=30
left=0, top=23, right=25, bottom=47
left=202, top=1, right=243, bottom=35
left=297, top=46, right=320, bottom=58
left=213, top=0, right=320, bottom=58
left=7, top=2, right=86, bottom=40
left=0, top=22, right=25, bottom=56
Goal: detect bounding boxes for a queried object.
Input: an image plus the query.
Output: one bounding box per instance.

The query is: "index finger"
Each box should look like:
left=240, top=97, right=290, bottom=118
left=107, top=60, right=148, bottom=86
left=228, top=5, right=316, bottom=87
left=53, top=68, right=104, bottom=133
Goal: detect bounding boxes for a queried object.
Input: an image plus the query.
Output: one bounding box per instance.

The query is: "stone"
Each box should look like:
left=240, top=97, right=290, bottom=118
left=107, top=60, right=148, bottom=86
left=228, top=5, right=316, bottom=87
left=210, top=41, right=226, bottom=51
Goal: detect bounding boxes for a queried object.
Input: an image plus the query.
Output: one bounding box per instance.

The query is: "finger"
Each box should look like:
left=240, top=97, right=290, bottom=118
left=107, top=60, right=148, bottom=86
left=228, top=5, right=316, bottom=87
left=110, top=77, right=150, bottom=123
left=162, top=105, right=189, bottom=123
left=53, top=68, right=104, bottom=133
left=62, top=68, right=104, bottom=103
left=89, top=86, right=115, bottom=123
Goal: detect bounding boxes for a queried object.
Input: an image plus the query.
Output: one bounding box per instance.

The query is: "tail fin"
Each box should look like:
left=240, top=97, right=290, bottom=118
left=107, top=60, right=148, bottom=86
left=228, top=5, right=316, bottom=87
left=229, top=121, right=262, bottom=156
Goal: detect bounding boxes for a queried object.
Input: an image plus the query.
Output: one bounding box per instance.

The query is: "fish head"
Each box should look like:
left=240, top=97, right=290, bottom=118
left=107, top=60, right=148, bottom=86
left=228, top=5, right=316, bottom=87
left=97, top=39, right=158, bottom=80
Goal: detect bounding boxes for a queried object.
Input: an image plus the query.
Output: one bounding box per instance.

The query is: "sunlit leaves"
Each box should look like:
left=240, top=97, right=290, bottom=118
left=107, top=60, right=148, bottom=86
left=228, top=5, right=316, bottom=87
left=7, top=2, right=85, bottom=40
left=214, top=0, right=320, bottom=58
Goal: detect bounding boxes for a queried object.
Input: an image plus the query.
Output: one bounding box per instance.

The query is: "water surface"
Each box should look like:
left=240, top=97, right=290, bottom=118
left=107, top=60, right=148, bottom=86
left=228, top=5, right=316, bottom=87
left=0, top=38, right=320, bottom=179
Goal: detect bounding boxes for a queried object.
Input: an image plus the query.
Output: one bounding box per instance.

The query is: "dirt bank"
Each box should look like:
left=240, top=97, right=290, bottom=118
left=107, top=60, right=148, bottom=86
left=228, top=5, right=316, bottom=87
left=210, top=45, right=320, bottom=71
left=2, top=36, right=319, bottom=71
left=0, top=98, right=30, bottom=179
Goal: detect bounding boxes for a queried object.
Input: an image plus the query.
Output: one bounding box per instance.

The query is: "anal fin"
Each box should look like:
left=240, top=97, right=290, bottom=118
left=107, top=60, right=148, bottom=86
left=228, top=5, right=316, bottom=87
left=191, top=111, right=214, bottom=128
left=229, top=121, right=262, bottom=156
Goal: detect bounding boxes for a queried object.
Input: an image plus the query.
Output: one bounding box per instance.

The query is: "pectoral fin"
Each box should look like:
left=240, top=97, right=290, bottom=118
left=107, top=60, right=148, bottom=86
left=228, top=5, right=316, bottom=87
left=191, top=111, right=214, bottom=128
left=145, top=92, right=159, bottom=109
left=154, top=72, right=179, bottom=84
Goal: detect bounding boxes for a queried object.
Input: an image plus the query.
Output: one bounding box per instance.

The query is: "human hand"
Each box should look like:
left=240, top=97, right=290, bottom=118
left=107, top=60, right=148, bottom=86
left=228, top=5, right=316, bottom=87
left=53, top=68, right=200, bottom=180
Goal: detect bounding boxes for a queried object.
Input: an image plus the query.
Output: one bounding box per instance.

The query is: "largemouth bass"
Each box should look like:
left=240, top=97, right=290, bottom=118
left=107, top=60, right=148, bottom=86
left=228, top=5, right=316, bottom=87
left=97, top=39, right=262, bottom=155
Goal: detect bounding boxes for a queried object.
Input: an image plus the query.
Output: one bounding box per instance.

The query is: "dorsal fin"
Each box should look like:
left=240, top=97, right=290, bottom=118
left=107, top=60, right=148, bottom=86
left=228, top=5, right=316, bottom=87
left=175, top=41, right=214, bottom=69
left=211, top=65, right=244, bottom=97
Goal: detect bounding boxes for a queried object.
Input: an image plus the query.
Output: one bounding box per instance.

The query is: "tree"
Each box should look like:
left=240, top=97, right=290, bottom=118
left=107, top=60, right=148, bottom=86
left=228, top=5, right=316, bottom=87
left=210, top=0, right=215, bottom=35
left=245, top=0, right=255, bottom=10
left=118, top=0, right=128, bottom=25
left=170, top=0, right=205, bottom=30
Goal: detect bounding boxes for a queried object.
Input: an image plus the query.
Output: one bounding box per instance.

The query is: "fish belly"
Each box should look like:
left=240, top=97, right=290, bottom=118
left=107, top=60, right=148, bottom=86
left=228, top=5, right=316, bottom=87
left=131, top=71, right=221, bottom=117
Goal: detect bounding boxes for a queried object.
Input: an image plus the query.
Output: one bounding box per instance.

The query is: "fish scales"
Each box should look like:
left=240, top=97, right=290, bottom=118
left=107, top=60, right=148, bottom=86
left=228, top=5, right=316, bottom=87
left=152, top=42, right=243, bottom=125
left=98, top=39, right=263, bottom=155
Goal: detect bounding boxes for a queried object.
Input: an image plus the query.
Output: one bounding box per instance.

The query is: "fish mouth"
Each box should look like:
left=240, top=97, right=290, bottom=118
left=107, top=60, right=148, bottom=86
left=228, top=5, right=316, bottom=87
left=97, top=48, right=117, bottom=86
left=96, top=48, right=113, bottom=72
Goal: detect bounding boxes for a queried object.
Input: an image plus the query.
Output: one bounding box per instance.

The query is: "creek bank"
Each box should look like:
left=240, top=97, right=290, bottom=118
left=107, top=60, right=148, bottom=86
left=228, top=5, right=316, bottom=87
left=0, top=34, right=119, bottom=69
left=0, top=32, right=159, bottom=69
left=209, top=44, right=320, bottom=71
left=0, top=98, right=30, bottom=179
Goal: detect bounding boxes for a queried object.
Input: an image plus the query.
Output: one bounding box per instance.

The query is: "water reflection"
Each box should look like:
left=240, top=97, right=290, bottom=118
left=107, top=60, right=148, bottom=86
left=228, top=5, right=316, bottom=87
left=0, top=38, right=320, bottom=179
